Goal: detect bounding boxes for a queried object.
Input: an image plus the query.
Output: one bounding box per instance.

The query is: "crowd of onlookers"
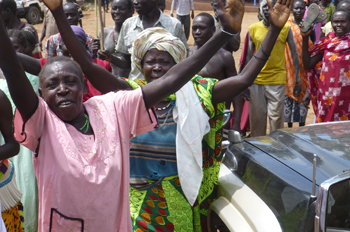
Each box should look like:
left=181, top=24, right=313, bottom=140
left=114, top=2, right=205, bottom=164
left=0, top=0, right=349, bottom=231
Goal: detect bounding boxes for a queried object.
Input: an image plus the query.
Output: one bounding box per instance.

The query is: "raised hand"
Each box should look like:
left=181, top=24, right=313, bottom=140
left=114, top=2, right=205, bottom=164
left=300, top=24, right=314, bottom=38
left=268, top=0, right=293, bottom=29
left=42, top=0, right=62, bottom=12
left=216, top=0, right=245, bottom=34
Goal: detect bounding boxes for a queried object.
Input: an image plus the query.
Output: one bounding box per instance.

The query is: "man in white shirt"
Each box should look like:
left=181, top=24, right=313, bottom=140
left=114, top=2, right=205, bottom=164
left=171, top=0, right=194, bottom=40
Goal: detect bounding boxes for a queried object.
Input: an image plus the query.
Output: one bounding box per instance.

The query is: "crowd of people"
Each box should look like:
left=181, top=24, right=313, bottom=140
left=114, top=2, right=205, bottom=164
left=0, top=0, right=348, bottom=231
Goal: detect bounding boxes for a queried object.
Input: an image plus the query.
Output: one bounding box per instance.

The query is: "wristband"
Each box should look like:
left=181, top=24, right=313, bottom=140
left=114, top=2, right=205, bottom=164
left=220, top=28, right=238, bottom=36
left=260, top=44, right=270, bottom=57
left=253, top=54, right=268, bottom=61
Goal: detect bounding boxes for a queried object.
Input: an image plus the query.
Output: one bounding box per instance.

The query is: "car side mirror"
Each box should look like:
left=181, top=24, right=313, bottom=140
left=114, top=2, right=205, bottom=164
left=315, top=170, right=350, bottom=232
left=223, top=110, right=233, bottom=128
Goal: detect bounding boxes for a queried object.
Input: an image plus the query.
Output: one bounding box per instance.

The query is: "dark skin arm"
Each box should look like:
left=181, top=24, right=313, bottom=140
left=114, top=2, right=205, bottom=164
left=44, top=0, right=291, bottom=108
left=0, top=90, right=20, bottom=160
left=0, top=10, right=38, bottom=122
left=211, top=0, right=294, bottom=104
left=302, top=25, right=323, bottom=70
left=46, top=5, right=131, bottom=94
left=43, top=0, right=244, bottom=107
left=223, top=31, right=241, bottom=52
left=16, top=52, right=41, bottom=76
left=222, top=51, right=242, bottom=132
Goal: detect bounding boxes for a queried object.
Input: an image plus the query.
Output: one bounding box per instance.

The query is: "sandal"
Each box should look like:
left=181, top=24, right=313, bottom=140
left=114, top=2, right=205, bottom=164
left=314, top=11, right=327, bottom=23
left=301, top=3, right=320, bottom=33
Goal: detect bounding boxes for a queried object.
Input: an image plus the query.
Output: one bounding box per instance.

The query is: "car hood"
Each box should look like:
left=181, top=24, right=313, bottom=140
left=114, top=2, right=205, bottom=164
left=245, top=122, right=350, bottom=186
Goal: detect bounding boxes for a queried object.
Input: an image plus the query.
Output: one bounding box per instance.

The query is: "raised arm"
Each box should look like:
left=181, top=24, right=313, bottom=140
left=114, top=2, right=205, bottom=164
left=16, top=52, right=41, bottom=76
left=0, top=2, right=38, bottom=122
left=224, top=30, right=241, bottom=52
left=302, top=26, right=323, bottom=70
left=223, top=51, right=243, bottom=132
left=0, top=90, right=19, bottom=160
left=211, top=0, right=294, bottom=104
left=286, top=28, right=301, bottom=97
left=43, top=0, right=131, bottom=94
left=143, top=0, right=245, bottom=108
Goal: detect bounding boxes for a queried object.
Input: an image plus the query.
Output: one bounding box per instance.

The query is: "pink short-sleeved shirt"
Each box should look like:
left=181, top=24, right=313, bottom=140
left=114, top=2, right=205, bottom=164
left=14, top=88, right=156, bottom=232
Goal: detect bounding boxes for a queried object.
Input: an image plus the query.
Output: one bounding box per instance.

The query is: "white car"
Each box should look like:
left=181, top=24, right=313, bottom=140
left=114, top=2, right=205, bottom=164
left=209, top=122, right=350, bottom=232
left=16, top=0, right=44, bottom=25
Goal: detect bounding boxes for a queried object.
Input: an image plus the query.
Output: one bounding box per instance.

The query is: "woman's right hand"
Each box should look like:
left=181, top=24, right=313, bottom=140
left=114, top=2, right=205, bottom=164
left=268, top=0, right=294, bottom=30
left=301, top=23, right=314, bottom=38
left=42, top=0, right=62, bottom=12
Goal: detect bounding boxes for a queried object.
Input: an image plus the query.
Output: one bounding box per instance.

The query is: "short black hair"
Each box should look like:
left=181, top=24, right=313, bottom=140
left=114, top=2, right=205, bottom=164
left=2, top=0, right=17, bottom=15
left=39, top=56, right=84, bottom=83
left=7, top=29, right=27, bottom=47
left=293, top=0, right=306, bottom=7
left=63, top=1, right=79, bottom=13
left=332, top=8, right=350, bottom=21
left=196, top=12, right=215, bottom=28
left=113, top=0, right=134, bottom=12
left=337, top=0, right=350, bottom=10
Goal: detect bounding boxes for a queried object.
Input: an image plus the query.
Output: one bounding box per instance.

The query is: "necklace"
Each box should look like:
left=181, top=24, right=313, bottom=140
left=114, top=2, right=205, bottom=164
left=154, top=101, right=174, bottom=111
left=79, top=114, right=90, bottom=133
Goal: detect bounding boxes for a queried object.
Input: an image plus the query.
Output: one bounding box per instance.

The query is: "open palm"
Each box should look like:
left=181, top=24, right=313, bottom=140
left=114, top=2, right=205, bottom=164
left=216, top=0, right=245, bottom=34
left=268, top=0, right=293, bottom=29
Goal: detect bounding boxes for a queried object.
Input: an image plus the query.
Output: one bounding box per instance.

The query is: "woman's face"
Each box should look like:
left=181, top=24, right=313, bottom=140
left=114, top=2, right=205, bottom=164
left=332, top=11, right=350, bottom=37
left=142, top=48, right=176, bottom=83
left=40, top=61, right=86, bottom=122
left=111, top=0, right=132, bottom=25
left=292, top=1, right=306, bottom=20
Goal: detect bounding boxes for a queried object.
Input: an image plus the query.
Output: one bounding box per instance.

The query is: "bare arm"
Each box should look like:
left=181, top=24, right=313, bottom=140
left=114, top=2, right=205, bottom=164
left=142, top=0, right=245, bottom=108
left=224, top=30, right=241, bottom=52
left=0, top=7, right=38, bottom=122
left=302, top=27, right=323, bottom=70
left=223, top=52, right=242, bottom=132
left=48, top=6, right=131, bottom=94
left=0, top=90, right=20, bottom=160
left=16, top=52, right=41, bottom=75
left=212, top=0, right=294, bottom=104
left=286, top=28, right=301, bottom=97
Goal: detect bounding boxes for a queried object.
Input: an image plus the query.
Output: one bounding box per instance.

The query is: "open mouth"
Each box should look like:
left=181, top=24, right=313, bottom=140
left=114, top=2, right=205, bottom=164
left=58, top=100, right=73, bottom=107
left=113, top=15, right=121, bottom=20
left=336, top=28, right=343, bottom=33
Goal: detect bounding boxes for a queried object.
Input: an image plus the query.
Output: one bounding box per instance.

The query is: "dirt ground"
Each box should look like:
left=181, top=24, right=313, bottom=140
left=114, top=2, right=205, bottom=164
left=31, top=7, right=315, bottom=131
